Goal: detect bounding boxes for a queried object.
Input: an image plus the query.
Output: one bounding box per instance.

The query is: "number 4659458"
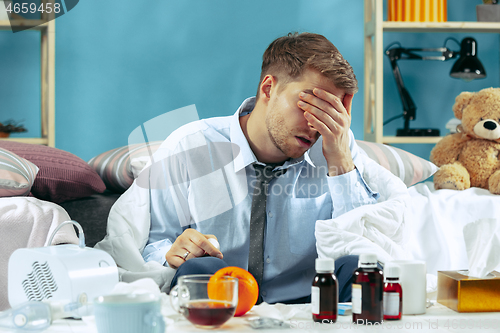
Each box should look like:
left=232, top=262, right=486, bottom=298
left=5, top=2, right=62, bottom=15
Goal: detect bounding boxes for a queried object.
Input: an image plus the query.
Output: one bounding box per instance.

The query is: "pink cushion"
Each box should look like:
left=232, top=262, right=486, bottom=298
left=356, top=140, right=438, bottom=187
left=88, top=141, right=162, bottom=193
left=0, top=142, right=106, bottom=203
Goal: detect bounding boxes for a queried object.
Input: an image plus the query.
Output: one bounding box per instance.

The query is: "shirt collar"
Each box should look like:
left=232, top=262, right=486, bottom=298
left=230, top=97, right=315, bottom=172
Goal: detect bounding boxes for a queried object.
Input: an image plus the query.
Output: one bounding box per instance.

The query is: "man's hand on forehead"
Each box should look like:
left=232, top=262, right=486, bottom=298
left=300, top=88, right=346, bottom=105
left=298, top=88, right=350, bottom=124
left=297, top=87, right=354, bottom=176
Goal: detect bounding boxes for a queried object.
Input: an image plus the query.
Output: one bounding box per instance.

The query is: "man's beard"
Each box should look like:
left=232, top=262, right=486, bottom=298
left=265, top=109, right=316, bottom=159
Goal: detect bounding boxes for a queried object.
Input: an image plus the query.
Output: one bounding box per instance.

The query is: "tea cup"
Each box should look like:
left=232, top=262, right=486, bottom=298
left=170, top=274, right=238, bottom=329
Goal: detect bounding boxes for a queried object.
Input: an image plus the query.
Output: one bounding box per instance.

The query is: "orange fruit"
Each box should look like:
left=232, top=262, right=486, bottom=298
left=207, top=266, right=259, bottom=317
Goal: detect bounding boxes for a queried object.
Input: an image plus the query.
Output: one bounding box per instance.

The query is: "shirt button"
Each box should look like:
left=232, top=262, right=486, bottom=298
left=356, top=182, right=361, bottom=187
left=266, top=258, right=271, bottom=264
left=268, top=212, right=273, bottom=218
left=261, top=291, right=267, bottom=296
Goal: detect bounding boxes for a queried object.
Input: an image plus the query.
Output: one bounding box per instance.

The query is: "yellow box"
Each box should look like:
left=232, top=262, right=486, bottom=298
left=437, top=270, right=500, bottom=312
left=387, top=0, right=447, bottom=22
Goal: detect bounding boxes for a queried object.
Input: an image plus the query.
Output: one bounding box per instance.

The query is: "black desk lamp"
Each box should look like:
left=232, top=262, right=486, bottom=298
left=385, top=37, right=486, bottom=137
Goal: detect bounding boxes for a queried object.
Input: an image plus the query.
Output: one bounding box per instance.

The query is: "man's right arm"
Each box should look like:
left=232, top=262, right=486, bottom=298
left=142, top=156, right=222, bottom=268
left=141, top=155, right=190, bottom=266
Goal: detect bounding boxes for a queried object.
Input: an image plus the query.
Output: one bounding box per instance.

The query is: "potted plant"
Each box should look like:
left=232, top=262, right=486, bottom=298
left=0, top=120, right=27, bottom=138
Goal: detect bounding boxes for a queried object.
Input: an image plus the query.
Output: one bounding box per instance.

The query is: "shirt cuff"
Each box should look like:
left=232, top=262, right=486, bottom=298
left=142, top=239, right=173, bottom=267
left=327, top=167, right=380, bottom=217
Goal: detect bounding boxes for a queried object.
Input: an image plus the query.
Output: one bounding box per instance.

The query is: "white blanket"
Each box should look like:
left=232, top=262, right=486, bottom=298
left=317, top=180, right=500, bottom=277
left=406, top=182, right=500, bottom=275
left=315, top=154, right=412, bottom=264
left=0, top=197, right=79, bottom=310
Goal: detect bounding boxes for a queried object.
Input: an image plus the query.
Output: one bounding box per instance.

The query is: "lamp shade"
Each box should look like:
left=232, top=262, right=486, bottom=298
left=450, top=37, right=486, bottom=81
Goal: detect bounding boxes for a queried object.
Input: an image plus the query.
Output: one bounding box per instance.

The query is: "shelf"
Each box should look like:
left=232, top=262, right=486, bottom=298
left=383, top=21, right=500, bottom=33
left=363, top=0, right=500, bottom=145
left=0, top=20, right=49, bottom=31
left=379, top=136, right=444, bottom=144
left=0, top=17, right=55, bottom=146
left=0, top=137, right=49, bottom=145
left=366, top=21, right=500, bottom=36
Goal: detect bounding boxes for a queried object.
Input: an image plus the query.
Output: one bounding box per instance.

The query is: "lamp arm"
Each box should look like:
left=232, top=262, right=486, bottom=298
left=404, top=47, right=457, bottom=61
left=387, top=50, right=417, bottom=123
left=382, top=41, right=466, bottom=136
left=384, top=46, right=457, bottom=123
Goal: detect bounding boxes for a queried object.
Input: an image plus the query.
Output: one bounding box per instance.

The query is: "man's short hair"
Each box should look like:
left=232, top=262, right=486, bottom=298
left=257, top=32, right=358, bottom=96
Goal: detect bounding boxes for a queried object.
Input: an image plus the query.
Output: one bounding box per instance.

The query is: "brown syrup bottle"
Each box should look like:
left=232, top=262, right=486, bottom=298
left=352, top=253, right=383, bottom=324
left=312, top=258, right=338, bottom=323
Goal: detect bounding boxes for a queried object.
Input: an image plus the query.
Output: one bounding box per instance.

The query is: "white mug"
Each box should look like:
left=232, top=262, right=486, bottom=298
left=386, top=260, right=426, bottom=315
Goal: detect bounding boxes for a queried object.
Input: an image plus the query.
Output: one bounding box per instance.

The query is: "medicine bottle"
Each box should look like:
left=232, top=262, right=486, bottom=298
left=312, top=258, right=338, bottom=323
left=352, top=253, right=383, bottom=324
left=383, top=265, right=402, bottom=320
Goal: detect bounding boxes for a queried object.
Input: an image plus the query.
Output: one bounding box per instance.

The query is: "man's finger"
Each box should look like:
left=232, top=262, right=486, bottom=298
left=312, top=88, right=346, bottom=115
left=189, top=234, right=223, bottom=259
left=299, top=90, right=331, bottom=113
left=300, top=100, right=345, bottom=132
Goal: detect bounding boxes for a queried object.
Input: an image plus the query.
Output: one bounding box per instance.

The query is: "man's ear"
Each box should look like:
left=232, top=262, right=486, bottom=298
left=342, top=94, right=354, bottom=116
left=258, top=75, right=277, bottom=103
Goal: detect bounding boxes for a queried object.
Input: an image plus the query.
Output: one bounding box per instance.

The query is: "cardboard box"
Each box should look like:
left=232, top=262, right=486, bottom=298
left=437, top=270, right=500, bottom=312
left=477, top=4, right=500, bottom=22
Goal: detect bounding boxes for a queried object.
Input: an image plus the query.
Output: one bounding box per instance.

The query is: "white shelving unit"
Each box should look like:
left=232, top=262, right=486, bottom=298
left=364, top=0, right=500, bottom=144
left=0, top=17, right=55, bottom=147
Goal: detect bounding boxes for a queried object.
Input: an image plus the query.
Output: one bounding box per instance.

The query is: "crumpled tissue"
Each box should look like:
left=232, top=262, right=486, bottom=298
left=108, top=277, right=163, bottom=296
left=463, top=218, right=500, bottom=278
left=248, top=302, right=312, bottom=322
left=245, top=302, right=313, bottom=328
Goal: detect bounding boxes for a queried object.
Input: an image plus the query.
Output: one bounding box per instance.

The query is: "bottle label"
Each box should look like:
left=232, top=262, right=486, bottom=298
left=311, top=286, right=320, bottom=314
left=352, top=284, right=362, bottom=314
left=383, top=292, right=400, bottom=316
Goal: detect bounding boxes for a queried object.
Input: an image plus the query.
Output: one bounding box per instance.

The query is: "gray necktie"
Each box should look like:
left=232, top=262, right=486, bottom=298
left=248, top=163, right=286, bottom=303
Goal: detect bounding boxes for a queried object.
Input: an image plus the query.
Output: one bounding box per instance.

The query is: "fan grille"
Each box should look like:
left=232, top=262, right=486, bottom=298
left=22, top=261, right=58, bottom=301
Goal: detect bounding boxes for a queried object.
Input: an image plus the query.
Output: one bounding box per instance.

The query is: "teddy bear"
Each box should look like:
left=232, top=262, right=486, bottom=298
left=430, top=87, right=500, bottom=194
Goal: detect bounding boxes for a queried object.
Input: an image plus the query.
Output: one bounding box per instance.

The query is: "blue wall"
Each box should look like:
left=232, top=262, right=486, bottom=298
left=1, top=0, right=498, bottom=162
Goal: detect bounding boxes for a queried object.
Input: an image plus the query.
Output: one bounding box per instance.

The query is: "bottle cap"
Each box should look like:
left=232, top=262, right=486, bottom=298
left=384, top=265, right=400, bottom=280
left=359, top=253, right=378, bottom=268
left=315, top=258, right=335, bottom=272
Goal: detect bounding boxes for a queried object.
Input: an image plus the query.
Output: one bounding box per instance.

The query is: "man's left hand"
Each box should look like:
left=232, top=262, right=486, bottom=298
left=298, top=88, right=355, bottom=176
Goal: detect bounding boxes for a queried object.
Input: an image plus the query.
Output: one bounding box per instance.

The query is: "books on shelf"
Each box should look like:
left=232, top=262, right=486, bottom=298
left=388, top=0, right=447, bottom=22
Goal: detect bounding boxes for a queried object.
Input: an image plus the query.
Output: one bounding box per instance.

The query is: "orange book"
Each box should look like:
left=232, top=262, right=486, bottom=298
left=403, top=0, right=411, bottom=21
left=403, top=0, right=420, bottom=22
left=428, top=0, right=439, bottom=22
left=396, top=0, right=404, bottom=21
left=419, top=0, right=446, bottom=22
left=422, top=0, right=437, bottom=22
left=388, top=0, right=395, bottom=21
left=439, top=0, right=447, bottom=22
left=411, top=0, right=421, bottom=22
